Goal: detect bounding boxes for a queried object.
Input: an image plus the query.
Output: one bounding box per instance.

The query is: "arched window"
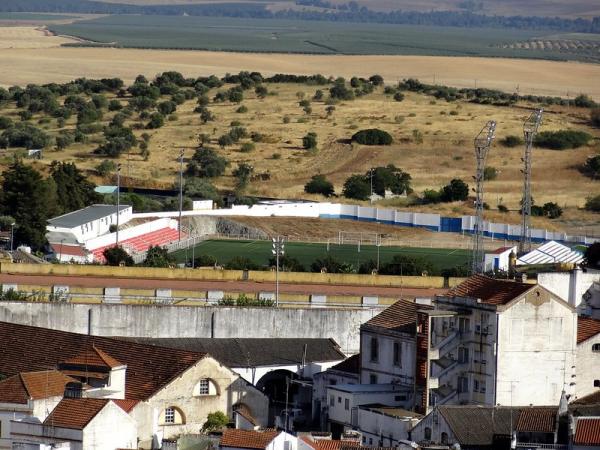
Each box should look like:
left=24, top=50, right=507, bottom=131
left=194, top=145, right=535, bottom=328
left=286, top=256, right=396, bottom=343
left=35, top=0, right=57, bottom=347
left=592, top=343, right=600, bottom=352
left=193, top=378, right=219, bottom=396
left=424, top=427, right=432, bottom=440
left=441, top=432, right=448, bottom=444
left=160, top=406, right=185, bottom=425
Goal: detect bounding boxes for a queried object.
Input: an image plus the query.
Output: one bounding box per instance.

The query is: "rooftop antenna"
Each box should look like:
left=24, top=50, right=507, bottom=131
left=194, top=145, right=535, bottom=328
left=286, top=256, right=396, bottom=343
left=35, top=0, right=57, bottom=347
left=471, top=120, right=497, bottom=274
left=519, top=109, right=543, bottom=255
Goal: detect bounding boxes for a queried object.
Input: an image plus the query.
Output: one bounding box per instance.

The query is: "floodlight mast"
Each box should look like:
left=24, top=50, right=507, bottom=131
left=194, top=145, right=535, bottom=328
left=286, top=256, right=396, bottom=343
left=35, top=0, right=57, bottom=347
left=472, top=120, right=496, bottom=275
left=519, top=109, right=543, bottom=255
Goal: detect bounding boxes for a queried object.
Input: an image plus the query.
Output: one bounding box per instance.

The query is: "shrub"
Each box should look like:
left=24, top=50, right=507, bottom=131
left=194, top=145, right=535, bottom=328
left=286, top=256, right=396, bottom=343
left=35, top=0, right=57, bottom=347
left=498, top=204, right=509, bottom=213
left=271, top=153, right=281, bottom=160
left=483, top=166, right=498, bottom=181
left=304, top=174, right=334, bottom=197
left=225, top=256, right=259, bottom=270
left=0, top=116, right=13, bottom=129
left=236, top=105, right=248, bottom=113
left=240, top=142, right=255, bottom=153
left=283, top=116, right=291, bottom=124
left=542, top=202, right=563, bottom=219
left=303, top=132, right=318, bottom=150
left=379, top=255, right=433, bottom=276
left=422, top=189, right=442, bottom=204
left=440, top=179, right=469, bottom=202
left=186, top=146, right=229, bottom=178
left=193, top=254, right=217, bottom=267
left=582, top=155, right=600, bottom=179
left=574, top=94, right=596, bottom=108
left=103, top=246, right=133, bottom=266
left=589, top=108, right=600, bottom=127
left=535, top=130, right=592, bottom=150
left=585, top=242, right=600, bottom=269
left=501, top=135, right=523, bottom=147
left=146, top=113, right=165, bottom=129
left=351, top=129, right=393, bottom=145
left=585, top=194, right=600, bottom=212
left=393, top=92, right=405, bottom=102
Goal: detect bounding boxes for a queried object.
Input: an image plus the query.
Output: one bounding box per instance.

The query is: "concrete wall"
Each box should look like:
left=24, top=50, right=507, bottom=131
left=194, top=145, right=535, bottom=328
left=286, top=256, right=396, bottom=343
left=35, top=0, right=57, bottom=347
left=357, top=408, right=419, bottom=446
left=360, top=330, right=416, bottom=386
left=0, top=302, right=376, bottom=354
left=575, top=336, right=600, bottom=399
left=538, top=270, right=600, bottom=313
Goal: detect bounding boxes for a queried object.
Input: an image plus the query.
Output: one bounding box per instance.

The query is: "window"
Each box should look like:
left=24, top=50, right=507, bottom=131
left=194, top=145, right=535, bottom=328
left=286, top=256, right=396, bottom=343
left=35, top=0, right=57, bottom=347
left=369, top=374, right=378, bottom=384
left=338, top=397, right=342, bottom=403
left=344, top=399, right=350, bottom=411
left=480, top=379, right=487, bottom=393
left=459, top=317, right=470, bottom=333
left=329, top=395, right=334, bottom=407
left=474, top=379, right=479, bottom=392
left=370, top=337, right=379, bottom=362
left=594, top=380, right=600, bottom=387
left=395, top=395, right=407, bottom=401
left=198, top=379, right=209, bottom=395
left=165, top=407, right=175, bottom=424
left=393, top=342, right=401, bottom=367
left=592, top=344, right=600, bottom=352
left=458, top=376, right=469, bottom=393
left=441, top=432, right=448, bottom=445
left=458, top=347, right=470, bottom=364
left=369, top=439, right=373, bottom=445
left=424, top=427, right=432, bottom=440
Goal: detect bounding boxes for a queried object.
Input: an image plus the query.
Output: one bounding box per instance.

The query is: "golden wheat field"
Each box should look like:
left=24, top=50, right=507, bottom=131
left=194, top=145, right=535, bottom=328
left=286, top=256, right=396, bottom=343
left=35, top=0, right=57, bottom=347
left=0, top=26, right=77, bottom=49
left=1, top=43, right=600, bottom=100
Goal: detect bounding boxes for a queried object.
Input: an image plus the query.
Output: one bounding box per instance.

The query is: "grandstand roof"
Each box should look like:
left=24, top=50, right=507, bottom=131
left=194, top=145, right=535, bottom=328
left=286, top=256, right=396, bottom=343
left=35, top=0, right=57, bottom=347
left=517, top=240, right=584, bottom=266
left=48, top=204, right=130, bottom=229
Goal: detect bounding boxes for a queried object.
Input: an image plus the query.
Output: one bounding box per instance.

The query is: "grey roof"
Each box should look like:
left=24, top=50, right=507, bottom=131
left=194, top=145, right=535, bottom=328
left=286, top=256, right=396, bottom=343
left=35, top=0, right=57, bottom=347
left=46, top=231, right=80, bottom=245
left=119, top=338, right=345, bottom=368
left=517, top=240, right=584, bottom=265
left=48, top=205, right=130, bottom=229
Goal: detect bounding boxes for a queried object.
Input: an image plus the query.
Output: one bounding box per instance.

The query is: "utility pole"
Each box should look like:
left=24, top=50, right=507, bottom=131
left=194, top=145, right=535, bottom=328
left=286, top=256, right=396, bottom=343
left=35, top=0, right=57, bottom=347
left=272, top=236, right=285, bottom=307
left=116, top=163, right=121, bottom=245
left=471, top=120, right=496, bottom=274
left=9, top=221, right=15, bottom=253
left=519, top=109, right=543, bottom=255
left=370, top=168, right=374, bottom=205
left=178, top=148, right=185, bottom=241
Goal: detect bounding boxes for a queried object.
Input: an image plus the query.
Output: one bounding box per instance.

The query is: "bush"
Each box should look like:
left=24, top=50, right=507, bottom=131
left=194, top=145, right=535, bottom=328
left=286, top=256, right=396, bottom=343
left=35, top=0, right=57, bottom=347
left=0, top=116, right=13, bottom=129
left=574, top=94, right=596, bottom=108
left=146, top=112, right=165, bottom=129
left=393, top=92, right=405, bottom=102
left=236, top=105, right=248, bottom=114
left=582, top=155, right=600, bottom=179
left=591, top=108, right=600, bottom=127
left=483, top=166, right=498, bottom=181
left=103, top=246, right=133, bottom=266
left=225, top=256, right=259, bottom=270
left=157, top=100, right=177, bottom=116
left=535, top=130, right=592, bottom=150
left=342, top=175, right=370, bottom=200
left=500, top=135, right=523, bottom=147
left=268, top=254, right=305, bottom=272
left=379, top=255, right=433, bottom=276
left=0, top=123, right=50, bottom=149
left=186, top=146, right=229, bottom=178
left=440, top=179, right=469, bottom=202
left=351, top=129, right=393, bottom=145
left=541, top=202, right=563, bottom=219
left=193, top=254, right=218, bottom=267
left=303, top=132, right=318, bottom=150
left=585, top=194, right=600, bottom=212
left=304, top=174, right=334, bottom=197
left=240, top=142, right=255, bottom=153
left=585, top=242, right=600, bottom=269
left=422, top=189, right=442, bottom=204
left=498, top=204, right=509, bottom=213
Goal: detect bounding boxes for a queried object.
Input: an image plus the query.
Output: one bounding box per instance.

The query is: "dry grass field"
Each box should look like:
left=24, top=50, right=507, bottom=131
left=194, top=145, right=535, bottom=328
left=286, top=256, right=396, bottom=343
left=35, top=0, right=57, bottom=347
left=5, top=81, right=596, bottom=232
left=1, top=45, right=600, bottom=100
left=0, top=26, right=77, bottom=49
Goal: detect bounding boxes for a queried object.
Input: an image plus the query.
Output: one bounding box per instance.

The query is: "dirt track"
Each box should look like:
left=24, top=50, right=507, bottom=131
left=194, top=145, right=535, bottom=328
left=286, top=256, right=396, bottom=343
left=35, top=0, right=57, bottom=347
left=0, top=273, right=446, bottom=298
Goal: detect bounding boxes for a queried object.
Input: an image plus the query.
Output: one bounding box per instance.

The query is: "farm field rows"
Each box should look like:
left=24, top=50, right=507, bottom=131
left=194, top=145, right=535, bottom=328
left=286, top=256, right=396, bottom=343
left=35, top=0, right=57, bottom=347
left=49, top=15, right=585, bottom=60
left=171, top=239, right=471, bottom=273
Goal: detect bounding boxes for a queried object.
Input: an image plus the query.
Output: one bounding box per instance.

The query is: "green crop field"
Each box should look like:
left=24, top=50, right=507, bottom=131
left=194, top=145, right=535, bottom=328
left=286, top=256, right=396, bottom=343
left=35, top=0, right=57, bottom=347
left=171, top=239, right=470, bottom=273
left=48, top=14, right=580, bottom=60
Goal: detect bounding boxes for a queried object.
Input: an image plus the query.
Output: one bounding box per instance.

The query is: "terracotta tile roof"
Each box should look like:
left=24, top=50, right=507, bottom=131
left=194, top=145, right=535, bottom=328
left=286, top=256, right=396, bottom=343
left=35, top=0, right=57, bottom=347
left=363, top=299, right=432, bottom=334
left=220, top=429, right=279, bottom=449
left=0, top=321, right=206, bottom=401
left=493, top=246, right=515, bottom=254
left=0, top=370, right=77, bottom=404
left=43, top=398, right=109, bottom=430
left=113, top=398, right=139, bottom=413
left=330, top=354, right=360, bottom=375
left=50, top=244, right=88, bottom=257
left=0, top=374, right=29, bottom=404
left=445, top=274, right=533, bottom=305
left=61, top=346, right=123, bottom=369
left=572, top=390, right=600, bottom=405
left=301, top=439, right=360, bottom=450
left=234, top=403, right=258, bottom=426
left=577, top=316, right=600, bottom=344
left=574, top=418, right=600, bottom=445
left=515, top=406, right=557, bottom=433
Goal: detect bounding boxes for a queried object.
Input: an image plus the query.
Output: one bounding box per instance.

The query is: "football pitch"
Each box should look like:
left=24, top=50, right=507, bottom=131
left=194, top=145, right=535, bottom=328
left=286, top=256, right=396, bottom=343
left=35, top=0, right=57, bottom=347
left=171, top=239, right=470, bottom=274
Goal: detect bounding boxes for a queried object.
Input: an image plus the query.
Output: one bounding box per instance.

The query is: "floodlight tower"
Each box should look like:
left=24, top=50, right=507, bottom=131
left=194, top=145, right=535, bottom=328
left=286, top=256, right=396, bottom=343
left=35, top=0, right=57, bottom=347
left=519, top=109, right=543, bottom=255
left=472, top=120, right=497, bottom=274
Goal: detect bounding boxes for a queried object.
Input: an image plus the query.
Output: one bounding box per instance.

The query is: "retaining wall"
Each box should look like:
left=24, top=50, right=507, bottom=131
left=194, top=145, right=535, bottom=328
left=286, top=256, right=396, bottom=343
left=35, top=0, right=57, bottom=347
left=0, top=301, right=375, bottom=353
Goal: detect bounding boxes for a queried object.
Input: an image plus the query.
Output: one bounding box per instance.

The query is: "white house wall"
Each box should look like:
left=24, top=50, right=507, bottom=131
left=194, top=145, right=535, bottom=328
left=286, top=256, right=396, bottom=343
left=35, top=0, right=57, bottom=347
left=409, top=409, right=456, bottom=445
left=360, top=331, right=416, bottom=386
left=82, top=401, right=137, bottom=450
left=496, top=290, right=577, bottom=406
left=357, top=408, right=418, bottom=447
left=575, top=336, right=600, bottom=399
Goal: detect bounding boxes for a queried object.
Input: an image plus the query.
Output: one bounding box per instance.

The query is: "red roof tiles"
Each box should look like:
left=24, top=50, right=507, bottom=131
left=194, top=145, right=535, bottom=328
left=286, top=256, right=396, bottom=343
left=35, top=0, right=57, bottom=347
left=574, top=418, right=600, bottom=445
left=43, top=398, right=109, bottom=430
left=62, top=346, right=123, bottom=369
left=113, top=399, right=139, bottom=413
left=0, top=321, right=205, bottom=401
left=302, top=439, right=360, bottom=450
left=515, top=406, right=557, bottom=433
left=220, top=429, right=279, bottom=449
left=577, top=316, right=600, bottom=344
left=446, top=274, right=533, bottom=305
left=0, top=370, right=76, bottom=404
left=363, top=299, right=432, bottom=334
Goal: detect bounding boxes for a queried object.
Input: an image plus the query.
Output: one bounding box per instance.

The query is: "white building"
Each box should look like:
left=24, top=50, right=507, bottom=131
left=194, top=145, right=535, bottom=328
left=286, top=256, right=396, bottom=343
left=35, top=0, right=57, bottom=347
left=418, top=275, right=577, bottom=413
left=11, top=398, right=137, bottom=450
left=484, top=246, right=516, bottom=272
left=356, top=405, right=421, bottom=448
left=47, top=204, right=132, bottom=243
left=575, top=317, right=600, bottom=399
left=517, top=241, right=584, bottom=266
left=220, top=429, right=309, bottom=450
left=538, top=269, right=600, bottom=318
